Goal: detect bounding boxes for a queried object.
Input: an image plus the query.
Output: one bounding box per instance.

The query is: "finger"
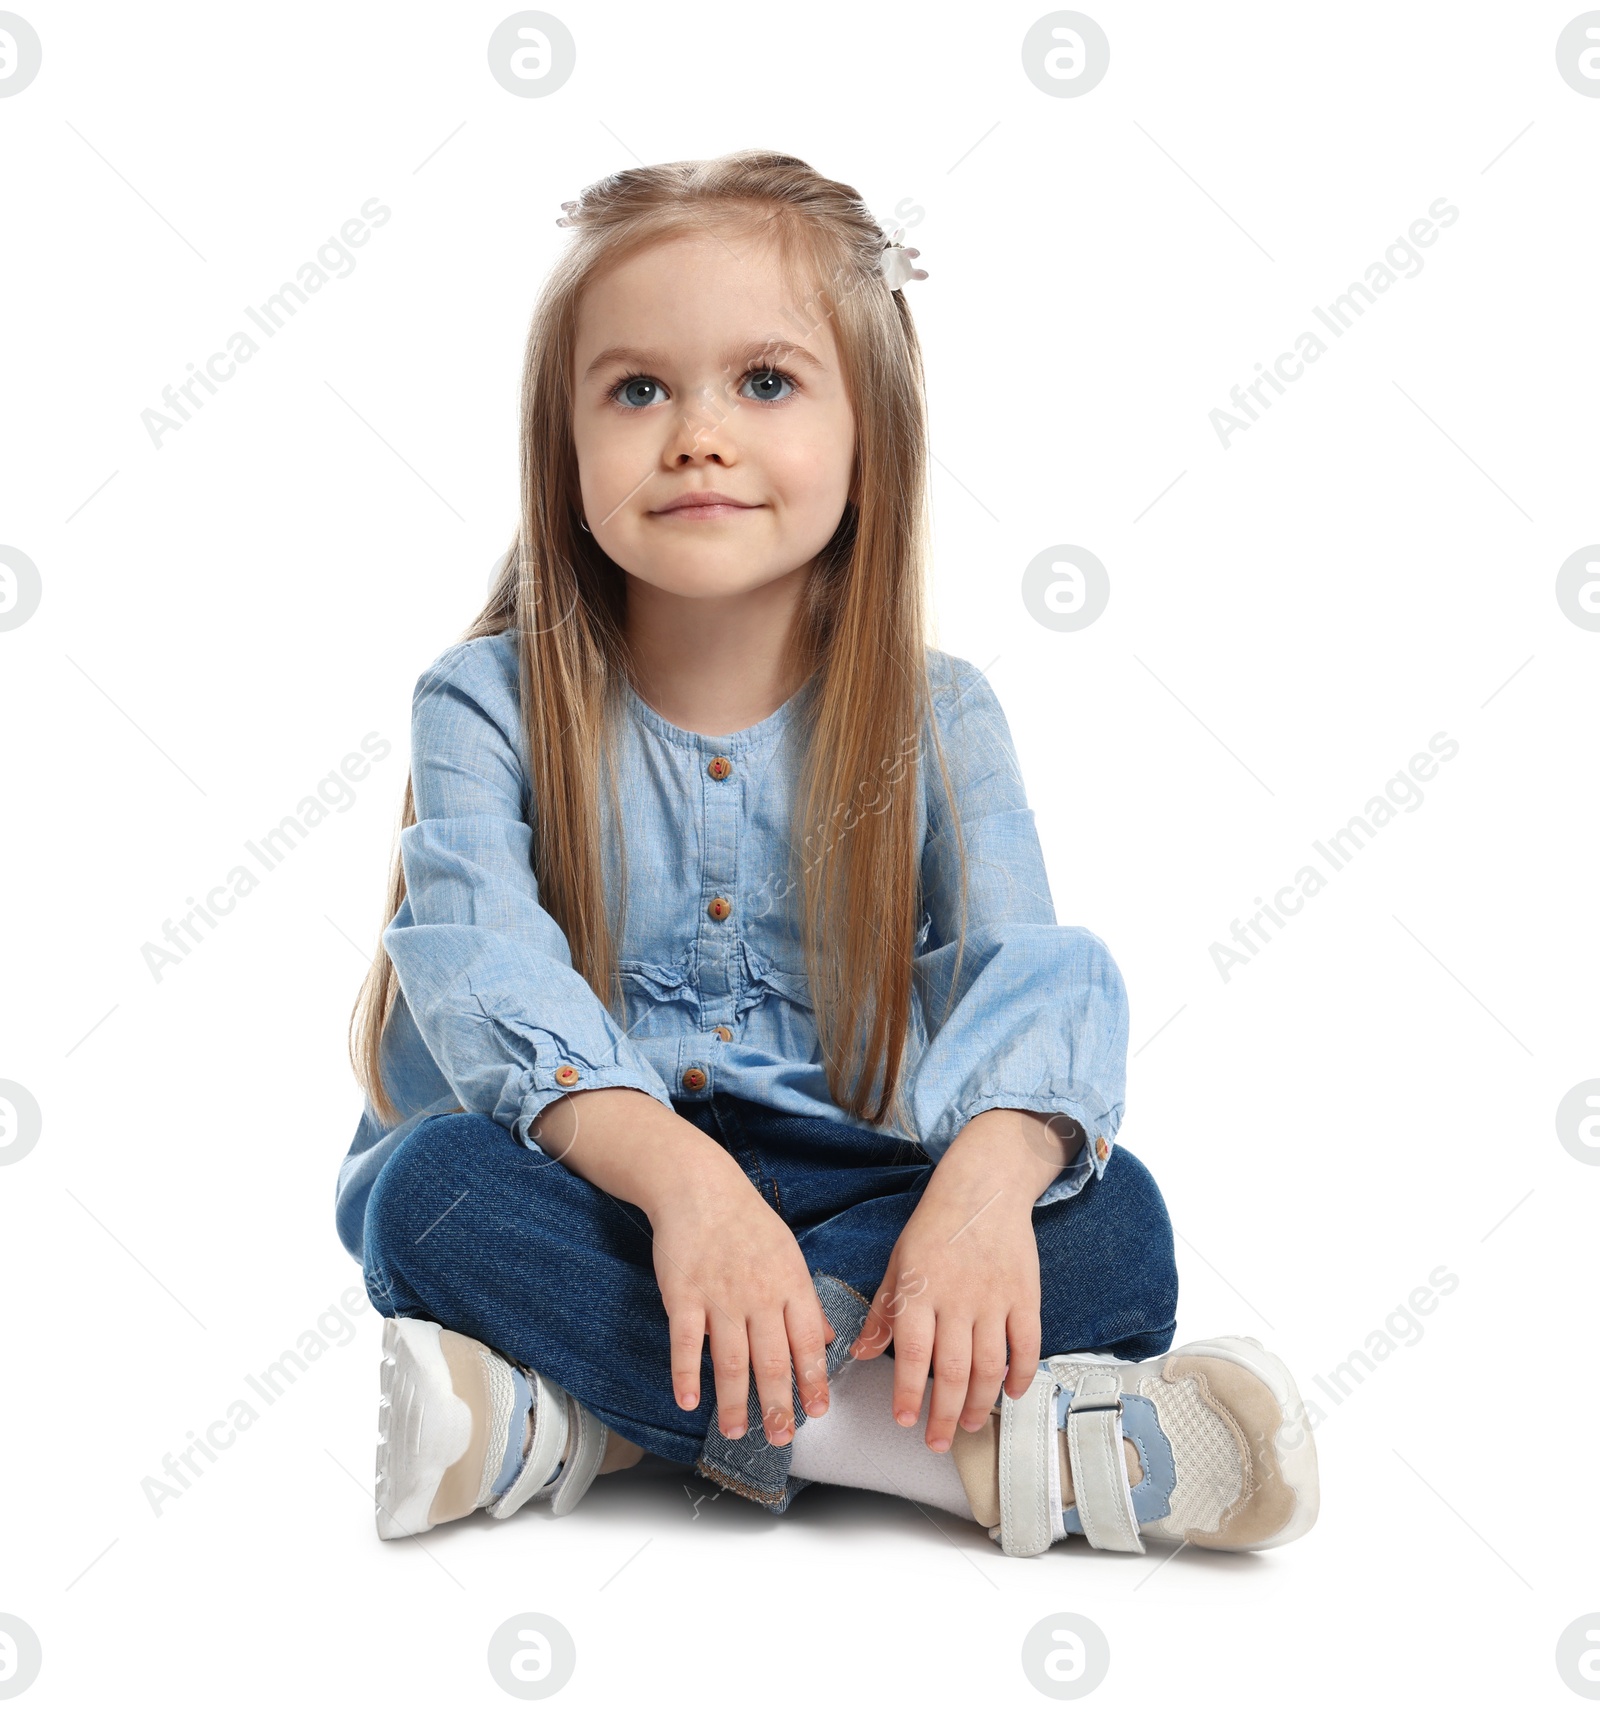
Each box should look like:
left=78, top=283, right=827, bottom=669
left=960, top=1317, right=1009, bottom=1432
left=925, top=1319, right=972, bottom=1452
left=890, top=1303, right=936, bottom=1428
left=707, top=1309, right=751, bottom=1438
left=851, top=1278, right=896, bottom=1360
left=1003, top=1302, right=1043, bottom=1400
left=852, top=1303, right=892, bottom=1359
left=747, top=1312, right=797, bottom=1446
left=667, top=1301, right=707, bottom=1411
left=786, top=1298, right=831, bottom=1418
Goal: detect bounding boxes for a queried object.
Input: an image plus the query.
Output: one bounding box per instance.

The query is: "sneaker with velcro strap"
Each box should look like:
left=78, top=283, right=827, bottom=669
left=374, top=1317, right=618, bottom=1539
left=959, top=1334, right=1319, bottom=1556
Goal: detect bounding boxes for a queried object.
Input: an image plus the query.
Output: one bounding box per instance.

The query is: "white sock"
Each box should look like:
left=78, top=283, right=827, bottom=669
left=789, top=1355, right=976, bottom=1521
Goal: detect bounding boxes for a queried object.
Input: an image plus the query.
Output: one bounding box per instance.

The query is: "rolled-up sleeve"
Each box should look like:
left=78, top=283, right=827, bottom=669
left=908, top=658, right=1129, bottom=1207
left=382, top=641, right=677, bottom=1148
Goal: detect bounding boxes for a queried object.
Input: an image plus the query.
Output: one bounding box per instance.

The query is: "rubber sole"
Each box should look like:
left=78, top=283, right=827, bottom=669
left=374, top=1318, right=475, bottom=1540
left=1045, top=1334, right=1321, bottom=1552
left=1161, top=1333, right=1321, bottom=1550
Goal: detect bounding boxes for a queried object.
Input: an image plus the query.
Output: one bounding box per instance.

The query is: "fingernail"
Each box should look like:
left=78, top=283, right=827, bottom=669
left=678, top=1392, right=697, bottom=1409
left=929, top=1436, right=950, bottom=1453
left=895, top=1409, right=916, bottom=1427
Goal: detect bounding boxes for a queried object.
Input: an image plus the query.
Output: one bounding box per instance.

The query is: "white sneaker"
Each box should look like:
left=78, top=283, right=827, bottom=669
left=965, top=1334, right=1320, bottom=1556
left=374, top=1317, right=612, bottom=1539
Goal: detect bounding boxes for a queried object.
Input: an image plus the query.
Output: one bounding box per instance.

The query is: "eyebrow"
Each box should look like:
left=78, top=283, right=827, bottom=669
left=580, top=337, right=827, bottom=383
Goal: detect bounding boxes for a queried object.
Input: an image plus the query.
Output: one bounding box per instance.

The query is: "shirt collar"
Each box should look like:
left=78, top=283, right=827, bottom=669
left=620, top=669, right=820, bottom=751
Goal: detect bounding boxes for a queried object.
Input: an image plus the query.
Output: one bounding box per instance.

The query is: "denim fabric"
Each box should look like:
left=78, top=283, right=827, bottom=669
left=695, top=1272, right=873, bottom=1513
left=360, top=1093, right=1178, bottom=1504
left=335, top=631, right=1131, bottom=1261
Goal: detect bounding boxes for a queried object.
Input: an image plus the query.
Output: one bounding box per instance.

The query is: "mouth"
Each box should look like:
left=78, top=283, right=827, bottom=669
left=649, top=491, right=761, bottom=520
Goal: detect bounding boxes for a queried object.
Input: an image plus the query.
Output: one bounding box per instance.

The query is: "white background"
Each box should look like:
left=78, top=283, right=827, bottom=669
left=2, top=2, right=1596, bottom=1707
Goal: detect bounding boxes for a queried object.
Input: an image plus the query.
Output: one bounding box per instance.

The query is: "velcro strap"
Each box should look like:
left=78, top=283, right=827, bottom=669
left=996, top=1365, right=1060, bottom=1558
left=487, top=1371, right=571, bottom=1520
left=548, top=1395, right=609, bottom=1517
left=1065, top=1366, right=1145, bottom=1554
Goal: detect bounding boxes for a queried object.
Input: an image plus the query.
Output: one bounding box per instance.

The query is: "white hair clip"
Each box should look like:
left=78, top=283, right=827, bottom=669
left=878, top=226, right=928, bottom=291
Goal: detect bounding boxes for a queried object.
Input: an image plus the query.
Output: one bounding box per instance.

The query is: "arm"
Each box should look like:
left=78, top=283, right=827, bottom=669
left=384, top=639, right=684, bottom=1152
left=856, top=658, right=1131, bottom=1447
left=935, top=1104, right=1084, bottom=1201
left=907, top=658, right=1128, bottom=1204
left=524, top=1085, right=733, bottom=1215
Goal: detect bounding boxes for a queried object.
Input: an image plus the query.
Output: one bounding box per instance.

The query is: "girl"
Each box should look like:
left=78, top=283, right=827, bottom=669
left=335, top=149, right=1319, bottom=1558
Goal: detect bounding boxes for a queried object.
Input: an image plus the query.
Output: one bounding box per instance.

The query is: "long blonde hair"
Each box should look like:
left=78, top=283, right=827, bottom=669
left=350, top=148, right=969, bottom=1134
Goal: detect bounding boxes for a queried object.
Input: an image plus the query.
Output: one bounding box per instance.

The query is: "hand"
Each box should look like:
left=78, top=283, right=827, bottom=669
left=851, top=1111, right=1065, bottom=1453
left=647, top=1154, right=834, bottom=1446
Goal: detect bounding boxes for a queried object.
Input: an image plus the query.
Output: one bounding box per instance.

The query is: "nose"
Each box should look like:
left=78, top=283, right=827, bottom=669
left=664, top=378, right=739, bottom=467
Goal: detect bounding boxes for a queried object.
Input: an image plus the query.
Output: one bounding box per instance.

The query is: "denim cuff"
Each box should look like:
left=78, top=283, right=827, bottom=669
left=695, top=1273, right=872, bottom=1514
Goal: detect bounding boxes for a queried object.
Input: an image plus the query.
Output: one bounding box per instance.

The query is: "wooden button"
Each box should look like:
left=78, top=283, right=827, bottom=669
left=707, top=897, right=731, bottom=921
left=714, top=1025, right=732, bottom=1041
left=554, top=1065, right=581, bottom=1087
left=708, top=755, right=733, bottom=780
left=682, top=1066, right=707, bottom=1091
left=1094, top=1135, right=1110, bottom=1162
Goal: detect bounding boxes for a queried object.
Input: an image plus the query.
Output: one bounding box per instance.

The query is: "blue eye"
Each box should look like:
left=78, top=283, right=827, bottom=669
left=602, top=364, right=798, bottom=407
left=740, top=367, right=796, bottom=403
left=612, top=374, right=666, bottom=409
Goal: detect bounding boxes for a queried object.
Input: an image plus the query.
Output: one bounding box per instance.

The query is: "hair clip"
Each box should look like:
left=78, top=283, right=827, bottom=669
left=554, top=197, right=924, bottom=283
left=878, top=226, right=927, bottom=291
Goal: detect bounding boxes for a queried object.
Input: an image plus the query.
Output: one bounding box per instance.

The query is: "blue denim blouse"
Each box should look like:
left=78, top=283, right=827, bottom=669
left=334, top=630, right=1129, bottom=1262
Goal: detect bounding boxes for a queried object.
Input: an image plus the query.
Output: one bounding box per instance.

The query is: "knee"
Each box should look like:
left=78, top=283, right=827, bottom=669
left=362, top=1111, right=508, bottom=1274
left=1103, top=1148, right=1176, bottom=1288
left=1036, top=1146, right=1179, bottom=1351
left=1101, top=1148, right=1178, bottom=1331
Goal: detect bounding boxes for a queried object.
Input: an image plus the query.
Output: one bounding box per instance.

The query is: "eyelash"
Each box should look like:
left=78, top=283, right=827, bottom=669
left=606, top=363, right=803, bottom=408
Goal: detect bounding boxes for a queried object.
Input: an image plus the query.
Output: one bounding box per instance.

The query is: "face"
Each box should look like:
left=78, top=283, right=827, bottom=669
left=570, top=230, right=857, bottom=602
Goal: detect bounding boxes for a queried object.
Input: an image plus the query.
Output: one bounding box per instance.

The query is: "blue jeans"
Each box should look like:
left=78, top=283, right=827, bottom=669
left=361, top=1093, right=1178, bottom=1507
